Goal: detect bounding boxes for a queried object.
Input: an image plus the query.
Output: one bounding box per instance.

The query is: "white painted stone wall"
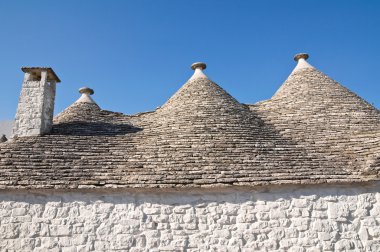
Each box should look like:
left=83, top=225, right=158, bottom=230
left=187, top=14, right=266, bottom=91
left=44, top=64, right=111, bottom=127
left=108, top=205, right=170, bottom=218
left=1, top=183, right=380, bottom=251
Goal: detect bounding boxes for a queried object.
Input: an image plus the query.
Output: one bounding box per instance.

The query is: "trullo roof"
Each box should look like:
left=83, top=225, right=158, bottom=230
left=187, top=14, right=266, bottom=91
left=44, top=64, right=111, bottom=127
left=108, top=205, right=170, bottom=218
left=0, top=55, right=379, bottom=189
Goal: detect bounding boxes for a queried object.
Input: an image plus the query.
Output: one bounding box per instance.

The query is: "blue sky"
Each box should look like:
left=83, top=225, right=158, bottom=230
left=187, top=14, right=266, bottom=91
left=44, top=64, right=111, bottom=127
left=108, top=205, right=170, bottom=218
left=0, top=0, right=379, bottom=120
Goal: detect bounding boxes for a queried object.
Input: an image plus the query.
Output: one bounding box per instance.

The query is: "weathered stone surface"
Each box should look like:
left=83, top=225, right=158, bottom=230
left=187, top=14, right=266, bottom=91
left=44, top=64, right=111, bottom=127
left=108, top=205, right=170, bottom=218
left=0, top=57, right=378, bottom=189
left=0, top=184, right=379, bottom=251
left=252, top=64, right=380, bottom=182
left=12, top=68, right=59, bottom=138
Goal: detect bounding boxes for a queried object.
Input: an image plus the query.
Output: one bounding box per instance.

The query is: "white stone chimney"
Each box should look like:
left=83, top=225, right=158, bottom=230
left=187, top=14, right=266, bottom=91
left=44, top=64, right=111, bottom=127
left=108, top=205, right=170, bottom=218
left=12, top=67, right=61, bottom=138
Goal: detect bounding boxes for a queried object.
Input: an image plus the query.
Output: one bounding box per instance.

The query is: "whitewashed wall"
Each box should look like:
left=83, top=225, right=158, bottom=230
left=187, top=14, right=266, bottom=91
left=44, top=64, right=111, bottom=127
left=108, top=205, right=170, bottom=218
left=1, top=183, right=380, bottom=251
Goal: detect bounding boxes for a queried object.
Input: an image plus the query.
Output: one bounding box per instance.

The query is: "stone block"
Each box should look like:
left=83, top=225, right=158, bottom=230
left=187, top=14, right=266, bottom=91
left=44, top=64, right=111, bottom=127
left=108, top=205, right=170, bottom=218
left=40, top=237, right=59, bottom=249
left=362, top=217, right=377, bottom=227
left=256, top=212, right=270, bottom=221
left=0, top=224, right=19, bottom=239
left=359, top=227, right=369, bottom=241
left=292, top=199, right=309, bottom=208
left=56, top=207, right=70, bottom=218
left=318, top=232, right=331, bottom=241
left=72, top=235, right=88, bottom=246
left=270, top=209, right=286, bottom=219
left=111, top=234, right=135, bottom=250
left=94, top=241, right=110, bottom=251
left=291, top=218, right=310, bottom=231
left=288, top=246, right=305, bottom=252
left=327, top=202, right=349, bottom=220
left=254, top=204, right=270, bottom=212
left=313, top=199, right=328, bottom=210
left=12, top=208, right=27, bottom=216
left=43, top=206, right=57, bottom=219
left=143, top=207, right=161, bottom=215
left=49, top=225, right=71, bottom=237
left=279, top=238, right=294, bottom=249
left=334, top=239, right=355, bottom=251
left=368, top=226, right=380, bottom=237
left=268, top=228, right=285, bottom=240
left=287, top=208, right=302, bottom=217
left=20, top=238, right=35, bottom=251
left=62, top=247, right=76, bottom=252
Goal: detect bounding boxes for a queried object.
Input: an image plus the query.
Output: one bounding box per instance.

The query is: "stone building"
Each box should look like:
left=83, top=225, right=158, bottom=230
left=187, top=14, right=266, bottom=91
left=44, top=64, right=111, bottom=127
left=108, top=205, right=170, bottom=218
left=0, top=54, right=379, bottom=251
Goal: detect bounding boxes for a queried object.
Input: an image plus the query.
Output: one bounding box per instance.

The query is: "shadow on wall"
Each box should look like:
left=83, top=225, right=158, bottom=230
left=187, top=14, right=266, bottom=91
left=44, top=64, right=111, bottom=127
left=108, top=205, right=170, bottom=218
left=1, top=182, right=379, bottom=205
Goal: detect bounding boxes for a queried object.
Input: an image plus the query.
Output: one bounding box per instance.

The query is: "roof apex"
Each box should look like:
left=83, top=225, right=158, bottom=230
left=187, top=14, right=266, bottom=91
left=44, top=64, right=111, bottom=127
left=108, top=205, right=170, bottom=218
left=294, top=53, right=309, bottom=61
left=75, top=87, right=97, bottom=104
left=291, top=53, right=314, bottom=73
left=189, top=62, right=208, bottom=81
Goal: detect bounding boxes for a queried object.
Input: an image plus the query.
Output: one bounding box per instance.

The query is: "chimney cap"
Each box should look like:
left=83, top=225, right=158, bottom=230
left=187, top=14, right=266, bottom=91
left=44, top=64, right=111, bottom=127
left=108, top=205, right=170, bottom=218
left=79, top=87, right=94, bottom=95
left=191, top=62, right=207, bottom=70
left=294, top=53, right=309, bottom=62
left=21, top=67, right=61, bottom=83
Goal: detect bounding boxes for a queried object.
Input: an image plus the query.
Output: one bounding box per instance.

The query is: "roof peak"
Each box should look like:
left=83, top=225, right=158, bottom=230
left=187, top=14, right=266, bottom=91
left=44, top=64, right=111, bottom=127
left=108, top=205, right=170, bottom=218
left=160, top=63, right=247, bottom=115
left=189, top=62, right=208, bottom=81
left=55, top=87, right=100, bottom=122
left=75, top=87, right=97, bottom=104
left=294, top=53, right=309, bottom=61
left=291, top=53, right=314, bottom=73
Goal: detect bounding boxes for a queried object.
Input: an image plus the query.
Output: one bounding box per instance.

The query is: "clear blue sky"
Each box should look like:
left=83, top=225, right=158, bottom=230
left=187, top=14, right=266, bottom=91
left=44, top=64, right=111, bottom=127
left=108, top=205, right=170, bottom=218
left=0, top=0, right=379, bottom=120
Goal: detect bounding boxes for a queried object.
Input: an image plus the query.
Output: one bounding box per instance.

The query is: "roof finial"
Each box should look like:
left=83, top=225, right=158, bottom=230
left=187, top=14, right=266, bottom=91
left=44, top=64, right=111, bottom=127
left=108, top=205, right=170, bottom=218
left=191, top=62, right=207, bottom=70
left=75, top=87, right=97, bottom=104
left=294, top=53, right=309, bottom=62
left=189, top=62, right=208, bottom=81
left=291, top=53, right=314, bottom=73
left=79, top=87, right=94, bottom=95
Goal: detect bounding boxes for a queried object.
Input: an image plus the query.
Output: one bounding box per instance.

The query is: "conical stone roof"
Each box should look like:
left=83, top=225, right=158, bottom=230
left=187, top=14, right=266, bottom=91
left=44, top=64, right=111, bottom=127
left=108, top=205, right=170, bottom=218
left=132, top=63, right=344, bottom=185
left=53, top=87, right=132, bottom=136
left=252, top=53, right=380, bottom=174
left=158, top=63, right=255, bottom=124
left=272, top=54, right=379, bottom=125
left=55, top=87, right=101, bottom=123
left=0, top=58, right=378, bottom=189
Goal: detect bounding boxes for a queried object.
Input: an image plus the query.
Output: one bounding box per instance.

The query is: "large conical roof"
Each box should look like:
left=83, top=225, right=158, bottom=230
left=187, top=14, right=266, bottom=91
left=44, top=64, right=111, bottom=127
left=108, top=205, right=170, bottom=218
left=132, top=62, right=343, bottom=185
left=253, top=53, right=380, bottom=173
left=272, top=54, right=379, bottom=124
left=158, top=62, right=251, bottom=121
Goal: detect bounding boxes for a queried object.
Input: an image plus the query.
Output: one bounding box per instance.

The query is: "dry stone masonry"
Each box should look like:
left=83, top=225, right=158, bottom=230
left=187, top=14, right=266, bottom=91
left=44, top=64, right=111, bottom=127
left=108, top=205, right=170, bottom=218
left=0, top=54, right=379, bottom=251
left=1, top=184, right=380, bottom=251
left=12, top=67, right=60, bottom=138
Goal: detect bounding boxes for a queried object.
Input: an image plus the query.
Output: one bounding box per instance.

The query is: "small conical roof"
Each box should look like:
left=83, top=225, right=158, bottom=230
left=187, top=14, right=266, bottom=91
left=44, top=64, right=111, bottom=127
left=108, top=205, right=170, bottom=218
left=54, top=87, right=101, bottom=124
left=53, top=87, right=132, bottom=136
